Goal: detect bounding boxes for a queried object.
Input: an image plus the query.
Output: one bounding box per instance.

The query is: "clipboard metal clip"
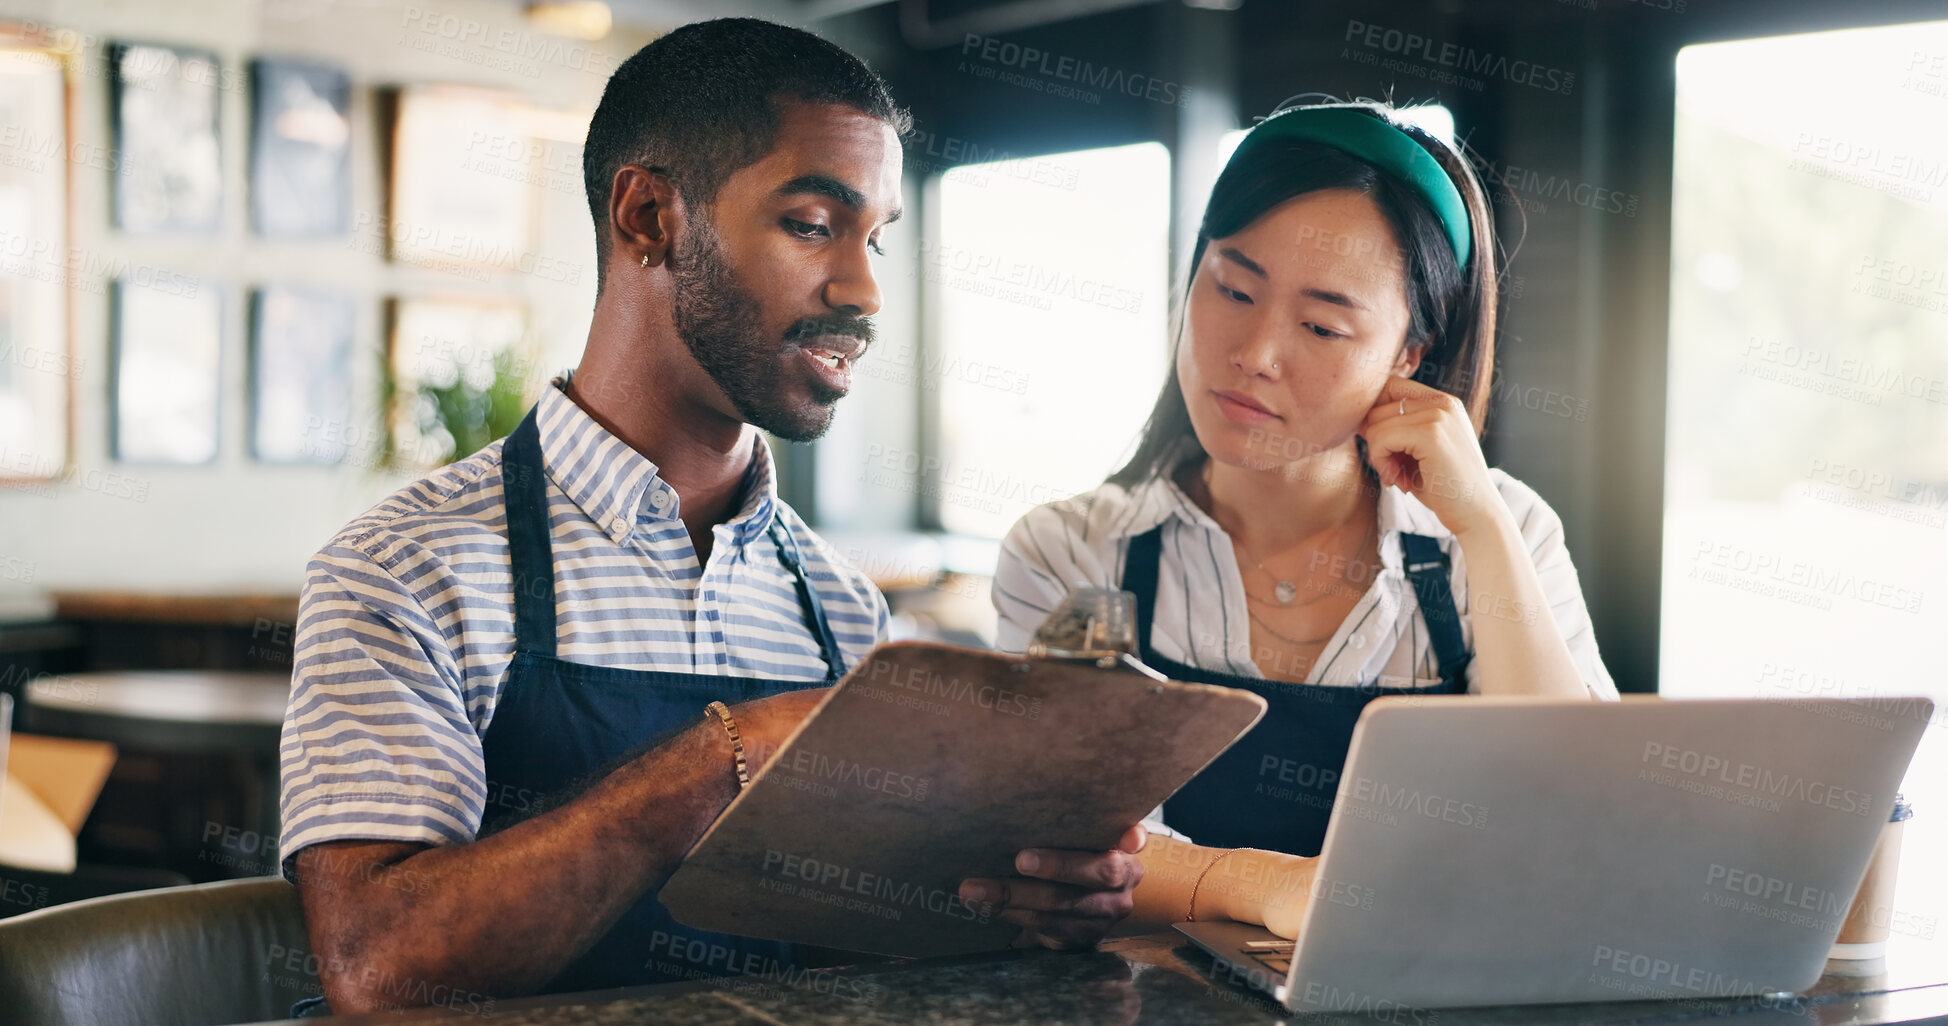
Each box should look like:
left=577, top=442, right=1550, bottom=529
left=1024, top=588, right=1168, bottom=682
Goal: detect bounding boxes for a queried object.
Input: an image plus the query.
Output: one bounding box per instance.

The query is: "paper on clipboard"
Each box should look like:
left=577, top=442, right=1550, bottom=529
left=659, top=636, right=1266, bottom=958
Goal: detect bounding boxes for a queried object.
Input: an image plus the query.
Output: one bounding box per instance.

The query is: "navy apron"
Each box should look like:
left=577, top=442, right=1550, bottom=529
left=294, top=406, right=845, bottom=1015
left=483, top=405, right=844, bottom=993
left=1126, top=526, right=1471, bottom=857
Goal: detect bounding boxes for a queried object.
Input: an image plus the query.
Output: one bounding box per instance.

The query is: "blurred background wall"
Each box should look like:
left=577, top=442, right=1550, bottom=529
left=0, top=0, right=647, bottom=593
left=2, top=0, right=1939, bottom=686
left=1, top=0, right=1945, bottom=899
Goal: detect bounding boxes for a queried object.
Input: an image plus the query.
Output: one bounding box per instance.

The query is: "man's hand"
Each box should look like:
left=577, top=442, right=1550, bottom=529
left=957, top=824, right=1147, bottom=949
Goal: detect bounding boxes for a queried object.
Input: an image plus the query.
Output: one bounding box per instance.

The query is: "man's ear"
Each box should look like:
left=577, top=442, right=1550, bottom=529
left=1392, top=338, right=1429, bottom=379
left=608, top=165, right=684, bottom=271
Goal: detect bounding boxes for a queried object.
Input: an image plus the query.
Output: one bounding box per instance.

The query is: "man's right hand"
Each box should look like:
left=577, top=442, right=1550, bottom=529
left=294, top=691, right=817, bottom=1014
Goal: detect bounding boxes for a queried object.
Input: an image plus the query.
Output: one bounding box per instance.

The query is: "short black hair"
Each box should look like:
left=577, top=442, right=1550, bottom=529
left=582, top=18, right=910, bottom=293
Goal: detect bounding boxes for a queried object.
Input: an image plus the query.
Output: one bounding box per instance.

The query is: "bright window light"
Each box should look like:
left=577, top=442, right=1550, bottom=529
left=1663, top=21, right=1948, bottom=975
left=928, top=142, right=1172, bottom=539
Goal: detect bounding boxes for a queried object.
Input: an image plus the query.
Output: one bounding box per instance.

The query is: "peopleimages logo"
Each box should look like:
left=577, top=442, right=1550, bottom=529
left=760, top=849, right=991, bottom=924
left=1588, top=945, right=1778, bottom=998
left=1704, top=864, right=1849, bottom=919
left=857, top=653, right=1043, bottom=719
left=1479, top=158, right=1639, bottom=217
left=1346, top=776, right=1489, bottom=829
left=643, top=930, right=880, bottom=1002
left=777, top=749, right=930, bottom=802
left=1640, top=742, right=1874, bottom=816
left=1295, top=981, right=1437, bottom=1026
left=1343, top=20, right=1575, bottom=95
left=960, top=33, right=1193, bottom=108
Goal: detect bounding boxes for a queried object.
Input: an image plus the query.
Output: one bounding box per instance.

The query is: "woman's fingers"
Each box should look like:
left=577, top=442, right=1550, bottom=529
left=1361, top=375, right=1469, bottom=496
left=1358, top=380, right=1500, bottom=536
left=1358, top=411, right=1433, bottom=489
left=1376, top=373, right=1450, bottom=405
left=1367, top=375, right=1466, bottom=429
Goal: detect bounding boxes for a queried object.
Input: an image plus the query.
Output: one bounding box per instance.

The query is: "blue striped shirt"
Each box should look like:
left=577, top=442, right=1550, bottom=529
left=277, top=378, right=889, bottom=878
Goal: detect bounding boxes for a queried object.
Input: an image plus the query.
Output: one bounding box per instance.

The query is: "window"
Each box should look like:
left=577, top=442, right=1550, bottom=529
left=1664, top=22, right=1948, bottom=965
left=924, top=142, right=1172, bottom=539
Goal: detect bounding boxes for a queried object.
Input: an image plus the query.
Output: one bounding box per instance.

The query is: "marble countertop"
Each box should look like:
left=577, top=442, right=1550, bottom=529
left=248, top=932, right=1948, bottom=1026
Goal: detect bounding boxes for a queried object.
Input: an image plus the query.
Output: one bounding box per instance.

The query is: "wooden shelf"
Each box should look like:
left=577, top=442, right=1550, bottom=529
left=51, top=591, right=300, bottom=628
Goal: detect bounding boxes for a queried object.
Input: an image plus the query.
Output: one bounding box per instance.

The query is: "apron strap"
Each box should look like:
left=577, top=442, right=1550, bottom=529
left=1399, top=533, right=1472, bottom=687
left=768, top=517, right=846, bottom=683
left=503, top=401, right=844, bottom=678
left=1122, top=527, right=1166, bottom=662
left=1128, top=525, right=1470, bottom=687
left=503, top=406, right=559, bottom=658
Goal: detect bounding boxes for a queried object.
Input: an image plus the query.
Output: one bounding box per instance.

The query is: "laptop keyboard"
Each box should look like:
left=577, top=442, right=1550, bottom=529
left=1241, top=940, right=1295, bottom=974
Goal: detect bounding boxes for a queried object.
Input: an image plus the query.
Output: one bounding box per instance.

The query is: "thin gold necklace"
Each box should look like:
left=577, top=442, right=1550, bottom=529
left=1238, top=514, right=1375, bottom=606
left=1246, top=607, right=1338, bottom=647
left=1208, top=456, right=1375, bottom=605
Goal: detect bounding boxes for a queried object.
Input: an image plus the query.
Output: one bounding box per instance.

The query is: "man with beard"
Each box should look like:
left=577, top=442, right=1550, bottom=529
left=276, top=18, right=1144, bottom=1017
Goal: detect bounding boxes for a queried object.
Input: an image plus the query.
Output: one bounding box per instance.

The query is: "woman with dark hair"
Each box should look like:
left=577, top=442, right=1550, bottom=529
left=980, top=103, right=1618, bottom=935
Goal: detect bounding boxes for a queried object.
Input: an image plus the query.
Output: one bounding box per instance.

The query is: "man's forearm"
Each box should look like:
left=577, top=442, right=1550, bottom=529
left=307, top=719, right=738, bottom=1009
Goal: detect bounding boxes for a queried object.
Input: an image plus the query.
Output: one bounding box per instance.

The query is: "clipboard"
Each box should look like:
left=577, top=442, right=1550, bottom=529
left=660, top=592, right=1266, bottom=958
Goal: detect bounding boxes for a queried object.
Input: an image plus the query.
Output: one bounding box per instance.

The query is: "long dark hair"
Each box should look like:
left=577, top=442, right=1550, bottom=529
left=1108, top=103, right=1499, bottom=488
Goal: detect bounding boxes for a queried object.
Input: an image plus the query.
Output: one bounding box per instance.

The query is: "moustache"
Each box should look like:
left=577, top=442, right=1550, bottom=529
left=783, top=316, right=875, bottom=350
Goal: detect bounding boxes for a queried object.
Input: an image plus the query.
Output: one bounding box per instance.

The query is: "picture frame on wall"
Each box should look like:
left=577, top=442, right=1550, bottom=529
left=249, top=286, right=354, bottom=464
left=249, top=58, right=351, bottom=238
left=0, top=46, right=72, bottom=482
left=384, top=296, right=530, bottom=470
left=110, top=41, right=223, bottom=234
left=387, top=86, right=534, bottom=272
left=110, top=278, right=222, bottom=464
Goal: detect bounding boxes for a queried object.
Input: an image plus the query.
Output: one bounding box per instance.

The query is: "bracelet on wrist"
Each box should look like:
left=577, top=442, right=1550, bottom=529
left=704, top=700, right=749, bottom=790
left=1187, top=849, right=1240, bottom=922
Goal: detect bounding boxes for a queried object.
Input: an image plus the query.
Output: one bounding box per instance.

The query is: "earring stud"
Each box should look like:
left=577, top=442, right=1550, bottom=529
left=641, top=253, right=649, bottom=267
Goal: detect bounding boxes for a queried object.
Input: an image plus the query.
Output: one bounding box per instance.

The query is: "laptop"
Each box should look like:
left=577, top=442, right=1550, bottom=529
left=0, top=692, right=11, bottom=830
left=1178, top=695, right=1932, bottom=1012
left=0, top=692, right=11, bottom=792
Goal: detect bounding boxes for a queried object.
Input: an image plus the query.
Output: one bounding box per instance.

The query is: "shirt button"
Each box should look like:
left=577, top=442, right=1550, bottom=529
left=610, top=518, right=627, bottom=534
left=650, top=490, right=670, bottom=508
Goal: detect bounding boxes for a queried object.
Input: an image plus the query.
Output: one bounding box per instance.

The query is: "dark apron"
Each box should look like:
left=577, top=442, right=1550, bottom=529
left=293, top=406, right=843, bottom=1016
left=1127, top=526, right=1471, bottom=857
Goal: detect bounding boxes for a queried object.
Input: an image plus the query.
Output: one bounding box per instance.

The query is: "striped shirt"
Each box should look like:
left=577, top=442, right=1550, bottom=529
left=277, top=378, right=889, bottom=878
left=992, top=466, right=1618, bottom=698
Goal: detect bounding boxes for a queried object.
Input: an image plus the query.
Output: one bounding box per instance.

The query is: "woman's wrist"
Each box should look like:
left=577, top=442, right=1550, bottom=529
left=1446, top=496, right=1521, bottom=556
left=1187, top=848, right=1236, bottom=921
left=1195, top=849, right=1314, bottom=926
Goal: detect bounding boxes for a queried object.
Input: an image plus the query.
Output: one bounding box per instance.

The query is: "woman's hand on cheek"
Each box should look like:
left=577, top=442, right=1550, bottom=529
left=1357, top=376, right=1508, bottom=541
